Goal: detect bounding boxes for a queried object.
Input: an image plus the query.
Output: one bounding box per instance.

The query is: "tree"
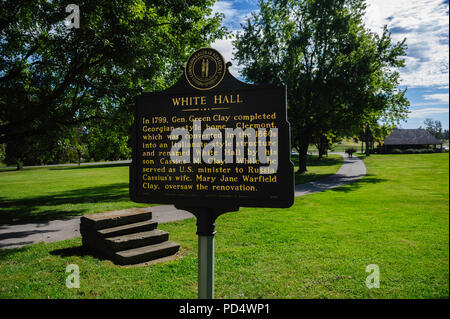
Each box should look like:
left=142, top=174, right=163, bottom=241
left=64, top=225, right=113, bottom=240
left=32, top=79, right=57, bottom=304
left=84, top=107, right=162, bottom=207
left=312, top=131, right=341, bottom=159
left=0, top=0, right=226, bottom=168
left=423, top=118, right=443, bottom=139
left=86, top=122, right=131, bottom=162
left=0, top=143, right=5, bottom=164
left=442, top=129, right=449, bottom=140
left=234, top=0, right=409, bottom=172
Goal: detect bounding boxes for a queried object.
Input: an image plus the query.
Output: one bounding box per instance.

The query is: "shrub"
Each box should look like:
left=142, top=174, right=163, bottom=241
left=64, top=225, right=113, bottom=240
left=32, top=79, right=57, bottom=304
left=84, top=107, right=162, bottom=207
left=391, top=148, right=402, bottom=154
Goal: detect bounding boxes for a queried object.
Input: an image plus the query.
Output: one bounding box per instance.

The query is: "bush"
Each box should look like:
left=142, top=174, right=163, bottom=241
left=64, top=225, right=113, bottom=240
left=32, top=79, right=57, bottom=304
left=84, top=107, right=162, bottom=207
left=390, top=148, right=438, bottom=154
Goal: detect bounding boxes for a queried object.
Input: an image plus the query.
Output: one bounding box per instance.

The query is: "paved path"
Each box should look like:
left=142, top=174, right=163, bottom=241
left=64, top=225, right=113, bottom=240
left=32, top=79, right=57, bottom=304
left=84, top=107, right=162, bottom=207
left=0, top=153, right=365, bottom=249
left=0, top=206, right=194, bottom=249
left=295, top=152, right=366, bottom=196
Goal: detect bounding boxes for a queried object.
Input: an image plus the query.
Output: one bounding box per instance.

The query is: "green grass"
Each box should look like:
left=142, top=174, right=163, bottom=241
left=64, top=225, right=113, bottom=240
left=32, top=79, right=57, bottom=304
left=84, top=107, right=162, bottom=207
left=308, top=138, right=364, bottom=153
left=0, top=164, right=149, bottom=225
left=0, top=153, right=448, bottom=298
left=0, top=156, right=341, bottom=225
left=293, top=154, right=343, bottom=185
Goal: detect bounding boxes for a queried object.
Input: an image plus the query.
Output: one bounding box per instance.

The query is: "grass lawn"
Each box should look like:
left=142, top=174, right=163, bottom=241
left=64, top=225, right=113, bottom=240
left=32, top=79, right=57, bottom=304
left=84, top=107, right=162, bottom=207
left=0, top=164, right=150, bottom=225
left=0, top=156, right=341, bottom=225
left=293, top=154, right=343, bottom=185
left=308, top=138, right=365, bottom=153
left=0, top=153, right=448, bottom=298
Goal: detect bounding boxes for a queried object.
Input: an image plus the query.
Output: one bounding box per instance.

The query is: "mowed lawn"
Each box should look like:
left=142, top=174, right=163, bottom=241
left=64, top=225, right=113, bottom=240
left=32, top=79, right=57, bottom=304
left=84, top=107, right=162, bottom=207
left=0, top=155, right=342, bottom=225
left=0, top=164, right=150, bottom=224
left=293, top=154, right=342, bottom=185
left=0, top=154, right=448, bottom=298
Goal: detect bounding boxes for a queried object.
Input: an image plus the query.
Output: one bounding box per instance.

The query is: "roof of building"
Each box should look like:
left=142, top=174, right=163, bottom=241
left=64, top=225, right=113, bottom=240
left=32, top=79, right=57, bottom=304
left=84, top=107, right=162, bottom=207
left=383, top=128, right=442, bottom=146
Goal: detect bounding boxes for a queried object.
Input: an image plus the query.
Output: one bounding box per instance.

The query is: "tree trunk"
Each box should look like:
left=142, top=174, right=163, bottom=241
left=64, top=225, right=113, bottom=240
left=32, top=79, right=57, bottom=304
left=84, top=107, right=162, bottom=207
left=16, top=160, right=23, bottom=170
left=317, top=135, right=328, bottom=159
left=297, top=129, right=311, bottom=174
left=365, top=126, right=371, bottom=156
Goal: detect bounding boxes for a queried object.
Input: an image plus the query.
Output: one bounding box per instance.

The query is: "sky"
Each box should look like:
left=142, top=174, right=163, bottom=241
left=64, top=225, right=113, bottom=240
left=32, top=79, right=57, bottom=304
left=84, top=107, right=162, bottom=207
left=211, top=0, right=450, bottom=129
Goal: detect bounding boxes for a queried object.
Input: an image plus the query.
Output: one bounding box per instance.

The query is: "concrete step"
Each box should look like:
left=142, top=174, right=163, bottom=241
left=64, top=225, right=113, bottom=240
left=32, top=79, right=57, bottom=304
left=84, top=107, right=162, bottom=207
left=80, top=208, right=152, bottom=230
left=82, top=233, right=113, bottom=259
left=104, top=229, right=169, bottom=251
left=114, top=241, right=180, bottom=265
left=92, top=220, right=158, bottom=238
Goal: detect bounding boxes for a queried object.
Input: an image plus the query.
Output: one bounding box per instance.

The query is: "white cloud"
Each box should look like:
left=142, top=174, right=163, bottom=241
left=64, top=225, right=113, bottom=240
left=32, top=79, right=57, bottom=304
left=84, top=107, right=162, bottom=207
left=211, top=0, right=449, bottom=88
left=211, top=33, right=242, bottom=78
left=423, top=93, right=449, bottom=103
left=408, top=107, right=449, bottom=118
left=365, top=0, right=449, bottom=88
left=212, top=0, right=250, bottom=30
left=211, top=1, right=257, bottom=78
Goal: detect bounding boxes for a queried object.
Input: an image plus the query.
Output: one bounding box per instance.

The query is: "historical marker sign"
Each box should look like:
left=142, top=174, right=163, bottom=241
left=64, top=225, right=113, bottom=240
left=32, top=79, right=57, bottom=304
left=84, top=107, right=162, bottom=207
left=130, top=48, right=294, bottom=209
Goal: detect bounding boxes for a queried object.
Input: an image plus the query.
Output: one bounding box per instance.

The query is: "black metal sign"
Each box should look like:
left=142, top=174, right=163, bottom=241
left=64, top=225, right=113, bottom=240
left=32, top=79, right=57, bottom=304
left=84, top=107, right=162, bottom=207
left=130, top=48, right=294, bottom=210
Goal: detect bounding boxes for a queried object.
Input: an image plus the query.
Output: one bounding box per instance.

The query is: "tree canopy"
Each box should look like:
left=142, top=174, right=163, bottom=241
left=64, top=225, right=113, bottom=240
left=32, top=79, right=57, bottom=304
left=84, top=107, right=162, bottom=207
left=234, top=0, right=409, bottom=172
left=0, top=0, right=226, bottom=167
left=423, top=118, right=443, bottom=140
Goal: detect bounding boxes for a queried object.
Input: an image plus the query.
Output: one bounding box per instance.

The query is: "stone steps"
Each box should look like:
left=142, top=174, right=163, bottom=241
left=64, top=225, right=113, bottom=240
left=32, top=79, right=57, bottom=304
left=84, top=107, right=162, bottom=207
left=81, top=208, right=180, bottom=265
left=115, top=241, right=181, bottom=265
left=81, top=219, right=158, bottom=238
left=105, top=229, right=169, bottom=251
left=80, top=208, right=153, bottom=230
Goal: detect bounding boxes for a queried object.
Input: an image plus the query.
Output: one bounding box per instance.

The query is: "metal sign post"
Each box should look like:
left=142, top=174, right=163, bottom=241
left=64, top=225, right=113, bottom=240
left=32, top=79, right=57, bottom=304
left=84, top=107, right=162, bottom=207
left=198, top=235, right=214, bottom=299
left=178, top=206, right=237, bottom=299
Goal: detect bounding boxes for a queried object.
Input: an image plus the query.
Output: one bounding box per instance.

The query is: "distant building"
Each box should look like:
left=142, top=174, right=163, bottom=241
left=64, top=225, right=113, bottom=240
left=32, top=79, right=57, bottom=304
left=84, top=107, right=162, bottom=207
left=382, top=128, right=443, bottom=152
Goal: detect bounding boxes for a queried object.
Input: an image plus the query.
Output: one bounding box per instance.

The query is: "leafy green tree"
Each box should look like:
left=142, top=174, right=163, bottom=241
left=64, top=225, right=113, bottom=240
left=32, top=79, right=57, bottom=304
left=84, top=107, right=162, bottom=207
left=312, top=131, right=341, bottom=159
left=0, top=143, right=5, bottom=164
left=442, top=129, right=449, bottom=140
left=0, top=0, right=226, bottom=168
left=86, top=122, right=131, bottom=162
left=423, top=118, right=443, bottom=139
left=234, top=0, right=409, bottom=172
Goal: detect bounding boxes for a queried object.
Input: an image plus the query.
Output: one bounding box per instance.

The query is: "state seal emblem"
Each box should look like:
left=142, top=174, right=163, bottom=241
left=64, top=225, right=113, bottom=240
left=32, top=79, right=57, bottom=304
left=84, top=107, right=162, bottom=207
left=185, top=48, right=226, bottom=90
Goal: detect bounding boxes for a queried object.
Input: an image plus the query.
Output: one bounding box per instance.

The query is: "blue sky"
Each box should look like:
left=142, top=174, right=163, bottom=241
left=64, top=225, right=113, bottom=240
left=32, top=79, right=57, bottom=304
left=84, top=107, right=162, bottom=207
left=211, top=0, right=450, bottom=129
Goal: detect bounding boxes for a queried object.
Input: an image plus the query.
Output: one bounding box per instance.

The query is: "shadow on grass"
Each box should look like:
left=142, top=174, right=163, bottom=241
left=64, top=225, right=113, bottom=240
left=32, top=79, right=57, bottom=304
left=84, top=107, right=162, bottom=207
left=0, top=183, right=130, bottom=225
left=329, top=174, right=387, bottom=193
left=0, top=245, right=30, bottom=260
left=291, top=154, right=342, bottom=168
left=295, top=172, right=337, bottom=185
left=0, top=242, right=107, bottom=262
left=293, top=155, right=344, bottom=185
left=50, top=245, right=88, bottom=257
left=50, top=245, right=112, bottom=264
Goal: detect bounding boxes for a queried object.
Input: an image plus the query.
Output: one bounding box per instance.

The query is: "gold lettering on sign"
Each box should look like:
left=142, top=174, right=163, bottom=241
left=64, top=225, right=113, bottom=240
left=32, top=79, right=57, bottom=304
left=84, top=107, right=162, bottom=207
left=172, top=96, right=207, bottom=106
left=214, top=94, right=243, bottom=104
